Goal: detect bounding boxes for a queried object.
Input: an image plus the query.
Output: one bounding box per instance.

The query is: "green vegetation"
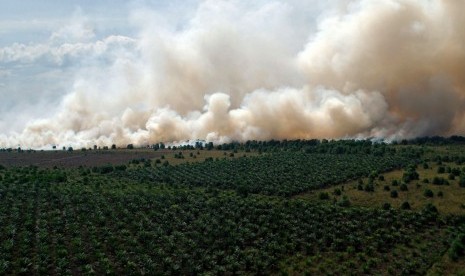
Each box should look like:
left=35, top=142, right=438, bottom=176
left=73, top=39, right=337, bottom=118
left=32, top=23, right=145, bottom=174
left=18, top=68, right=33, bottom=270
left=0, top=138, right=464, bottom=274
left=127, top=151, right=409, bottom=196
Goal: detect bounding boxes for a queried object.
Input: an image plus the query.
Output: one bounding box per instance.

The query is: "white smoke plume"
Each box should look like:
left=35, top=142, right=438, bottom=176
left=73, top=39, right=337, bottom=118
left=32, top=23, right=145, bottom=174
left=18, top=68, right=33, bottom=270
left=1, top=0, right=465, bottom=148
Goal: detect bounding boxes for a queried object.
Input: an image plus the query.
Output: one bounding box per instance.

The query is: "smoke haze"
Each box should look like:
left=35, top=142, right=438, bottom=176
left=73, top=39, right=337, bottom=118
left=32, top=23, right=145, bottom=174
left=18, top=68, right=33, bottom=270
left=1, top=0, right=465, bottom=148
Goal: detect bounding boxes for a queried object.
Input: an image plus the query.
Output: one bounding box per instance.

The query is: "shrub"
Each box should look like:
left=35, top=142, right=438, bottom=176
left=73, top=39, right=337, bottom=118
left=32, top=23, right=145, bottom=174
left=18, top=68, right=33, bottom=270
left=401, top=201, right=411, bottom=210
left=423, top=203, right=438, bottom=213
left=400, top=183, right=408, bottom=191
left=382, top=203, right=391, bottom=210
left=460, top=175, right=465, bottom=187
left=99, top=165, right=114, bottom=174
left=114, top=165, right=127, bottom=171
left=236, top=185, right=249, bottom=197
left=333, top=188, right=342, bottom=196
left=424, top=189, right=434, bottom=198
left=437, top=191, right=444, bottom=197
left=383, top=185, right=390, bottom=191
left=338, top=195, right=351, bottom=207
left=391, top=180, right=399, bottom=186
left=437, top=166, right=445, bottom=174
left=319, top=192, right=330, bottom=200
left=452, top=167, right=461, bottom=176
left=390, top=190, right=398, bottom=198
left=402, top=167, right=419, bottom=183
left=448, top=234, right=465, bottom=262
left=364, top=183, right=374, bottom=192
left=433, top=177, right=444, bottom=185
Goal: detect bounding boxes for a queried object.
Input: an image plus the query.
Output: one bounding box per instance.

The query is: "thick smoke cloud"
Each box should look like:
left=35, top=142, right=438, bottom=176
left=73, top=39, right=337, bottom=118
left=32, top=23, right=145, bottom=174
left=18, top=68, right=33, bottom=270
left=1, top=0, right=465, bottom=148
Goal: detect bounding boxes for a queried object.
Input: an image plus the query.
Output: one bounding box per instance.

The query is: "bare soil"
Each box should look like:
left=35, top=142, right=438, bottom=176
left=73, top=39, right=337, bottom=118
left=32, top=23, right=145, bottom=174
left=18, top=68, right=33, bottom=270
left=0, top=149, right=167, bottom=168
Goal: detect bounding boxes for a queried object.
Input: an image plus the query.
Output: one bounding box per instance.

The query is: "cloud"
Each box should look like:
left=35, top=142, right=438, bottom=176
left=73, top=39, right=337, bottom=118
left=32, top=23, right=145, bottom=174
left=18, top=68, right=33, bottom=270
left=0, top=35, right=136, bottom=66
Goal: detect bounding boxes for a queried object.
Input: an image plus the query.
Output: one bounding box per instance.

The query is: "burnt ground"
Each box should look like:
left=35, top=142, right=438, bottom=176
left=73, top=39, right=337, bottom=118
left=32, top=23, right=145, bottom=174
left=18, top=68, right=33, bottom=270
left=0, top=149, right=168, bottom=168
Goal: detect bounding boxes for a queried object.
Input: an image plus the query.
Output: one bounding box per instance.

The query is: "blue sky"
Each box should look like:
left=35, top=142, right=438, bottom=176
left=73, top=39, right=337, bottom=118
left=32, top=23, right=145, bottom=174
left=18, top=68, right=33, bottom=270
left=0, top=0, right=139, bottom=131
left=0, top=1, right=130, bottom=44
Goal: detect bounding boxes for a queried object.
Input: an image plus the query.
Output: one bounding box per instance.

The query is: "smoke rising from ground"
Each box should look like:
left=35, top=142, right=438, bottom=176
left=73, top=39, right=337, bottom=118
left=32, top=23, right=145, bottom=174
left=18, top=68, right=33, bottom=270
left=1, top=0, right=465, bottom=148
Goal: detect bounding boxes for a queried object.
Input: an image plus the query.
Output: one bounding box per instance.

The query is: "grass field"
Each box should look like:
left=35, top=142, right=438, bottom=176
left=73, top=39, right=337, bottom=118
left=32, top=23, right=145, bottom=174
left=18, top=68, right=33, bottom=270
left=296, top=161, right=465, bottom=215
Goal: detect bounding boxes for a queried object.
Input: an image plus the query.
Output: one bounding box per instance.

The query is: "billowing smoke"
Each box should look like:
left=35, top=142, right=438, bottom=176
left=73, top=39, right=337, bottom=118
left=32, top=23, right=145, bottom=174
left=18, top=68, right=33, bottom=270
left=1, top=0, right=465, bottom=148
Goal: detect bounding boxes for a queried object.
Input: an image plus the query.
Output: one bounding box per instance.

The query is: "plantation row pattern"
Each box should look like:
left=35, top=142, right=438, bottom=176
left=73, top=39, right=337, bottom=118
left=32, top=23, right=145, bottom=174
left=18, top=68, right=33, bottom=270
left=0, top=173, right=447, bottom=275
left=123, top=152, right=412, bottom=196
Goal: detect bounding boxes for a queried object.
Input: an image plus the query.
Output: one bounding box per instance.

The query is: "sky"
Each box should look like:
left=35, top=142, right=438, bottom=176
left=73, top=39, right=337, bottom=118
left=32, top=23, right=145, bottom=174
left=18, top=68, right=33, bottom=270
left=0, top=1, right=124, bottom=130
left=0, top=0, right=464, bottom=148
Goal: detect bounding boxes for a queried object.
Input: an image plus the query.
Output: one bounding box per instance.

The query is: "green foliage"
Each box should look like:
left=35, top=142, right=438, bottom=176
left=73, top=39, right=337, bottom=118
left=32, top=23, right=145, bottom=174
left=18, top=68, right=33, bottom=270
left=433, top=177, right=448, bottom=185
left=448, top=234, right=465, bottom=261
left=437, top=166, right=445, bottom=174
left=0, top=171, right=448, bottom=275
left=114, top=165, right=127, bottom=171
left=364, top=183, right=375, bottom=192
left=401, top=201, right=411, bottom=210
left=402, top=165, right=419, bottom=183
left=98, top=164, right=114, bottom=174
left=424, top=189, right=434, bottom=198
left=382, top=203, right=391, bottom=210
left=318, top=192, right=330, bottom=200
left=422, top=203, right=438, bottom=214
left=451, top=167, right=461, bottom=176
left=400, top=183, right=408, bottom=191
left=337, top=195, right=351, bottom=207
left=236, top=185, right=249, bottom=197
left=134, top=152, right=410, bottom=196
left=459, top=174, right=465, bottom=187
left=0, top=139, right=462, bottom=274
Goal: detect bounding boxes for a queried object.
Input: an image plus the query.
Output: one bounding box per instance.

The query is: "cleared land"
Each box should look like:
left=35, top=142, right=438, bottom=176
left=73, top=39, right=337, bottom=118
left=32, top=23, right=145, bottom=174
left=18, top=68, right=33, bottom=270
left=0, top=149, right=255, bottom=168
